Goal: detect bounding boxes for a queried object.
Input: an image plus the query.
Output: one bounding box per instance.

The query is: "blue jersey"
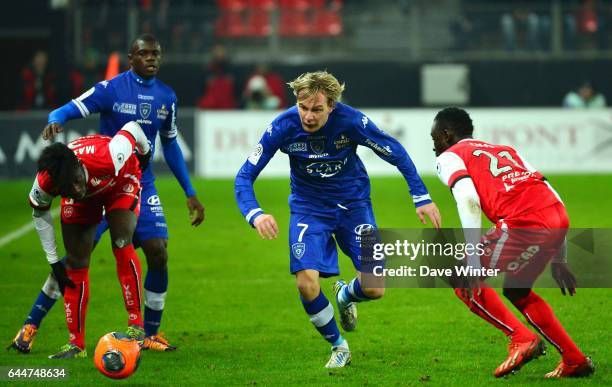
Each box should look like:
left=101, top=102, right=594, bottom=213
left=235, top=102, right=431, bottom=224
left=69, top=71, right=176, bottom=186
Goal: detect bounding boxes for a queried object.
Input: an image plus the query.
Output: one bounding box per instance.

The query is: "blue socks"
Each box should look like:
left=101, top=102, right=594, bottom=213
left=339, top=277, right=371, bottom=304
left=301, top=291, right=342, bottom=345
left=25, top=290, right=57, bottom=327
left=144, top=269, right=168, bottom=336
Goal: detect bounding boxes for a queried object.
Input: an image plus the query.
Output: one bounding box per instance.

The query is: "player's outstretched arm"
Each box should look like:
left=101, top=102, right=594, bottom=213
left=159, top=135, right=203, bottom=226
left=253, top=214, right=279, bottom=240
left=416, top=202, right=442, bottom=229
left=32, top=208, right=75, bottom=293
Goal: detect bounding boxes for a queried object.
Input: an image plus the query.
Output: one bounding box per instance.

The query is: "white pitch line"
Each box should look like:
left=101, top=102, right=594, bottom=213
left=0, top=208, right=60, bottom=248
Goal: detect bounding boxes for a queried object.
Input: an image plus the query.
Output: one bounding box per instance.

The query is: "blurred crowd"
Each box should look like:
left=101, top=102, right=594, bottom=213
left=16, top=44, right=289, bottom=111
left=452, top=0, right=612, bottom=52
left=13, top=0, right=612, bottom=110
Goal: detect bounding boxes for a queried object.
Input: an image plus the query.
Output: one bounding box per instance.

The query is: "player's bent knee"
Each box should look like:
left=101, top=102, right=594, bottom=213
left=503, top=287, right=531, bottom=303
left=66, top=254, right=90, bottom=269
left=296, top=277, right=320, bottom=300
left=143, top=239, right=168, bottom=271
left=113, top=236, right=133, bottom=249
left=363, top=287, right=385, bottom=299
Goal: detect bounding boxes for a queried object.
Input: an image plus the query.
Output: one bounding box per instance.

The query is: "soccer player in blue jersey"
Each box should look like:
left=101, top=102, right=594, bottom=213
left=235, top=71, right=441, bottom=368
left=9, top=34, right=204, bottom=354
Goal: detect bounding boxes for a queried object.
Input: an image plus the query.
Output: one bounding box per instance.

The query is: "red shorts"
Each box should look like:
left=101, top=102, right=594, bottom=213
left=60, top=173, right=141, bottom=224
left=480, top=202, right=569, bottom=285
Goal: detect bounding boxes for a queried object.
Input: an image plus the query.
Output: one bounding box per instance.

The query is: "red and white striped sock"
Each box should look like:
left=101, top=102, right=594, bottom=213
left=511, top=290, right=586, bottom=365
left=113, top=245, right=144, bottom=328
left=64, top=268, right=89, bottom=350
left=455, top=286, right=536, bottom=343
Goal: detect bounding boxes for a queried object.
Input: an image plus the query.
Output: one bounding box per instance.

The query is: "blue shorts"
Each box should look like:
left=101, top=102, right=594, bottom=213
left=289, top=201, right=377, bottom=277
left=94, top=183, right=169, bottom=247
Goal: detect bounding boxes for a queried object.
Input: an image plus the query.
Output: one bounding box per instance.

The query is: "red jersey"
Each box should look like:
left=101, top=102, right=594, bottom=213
left=29, top=131, right=139, bottom=210
left=436, top=139, right=561, bottom=223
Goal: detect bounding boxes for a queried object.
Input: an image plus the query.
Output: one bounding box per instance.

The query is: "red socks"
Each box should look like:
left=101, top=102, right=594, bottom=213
left=454, top=286, right=536, bottom=343
left=64, top=268, right=89, bottom=349
left=511, top=290, right=586, bottom=365
left=113, top=245, right=144, bottom=328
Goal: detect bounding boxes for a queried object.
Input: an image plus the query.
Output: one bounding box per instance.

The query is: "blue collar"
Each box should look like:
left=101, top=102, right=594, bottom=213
left=129, top=70, right=155, bottom=86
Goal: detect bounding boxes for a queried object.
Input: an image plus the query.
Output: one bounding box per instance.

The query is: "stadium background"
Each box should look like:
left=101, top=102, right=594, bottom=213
left=0, top=0, right=610, bottom=385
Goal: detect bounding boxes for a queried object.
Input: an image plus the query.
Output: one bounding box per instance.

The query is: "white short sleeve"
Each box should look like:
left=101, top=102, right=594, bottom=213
left=436, top=151, right=468, bottom=187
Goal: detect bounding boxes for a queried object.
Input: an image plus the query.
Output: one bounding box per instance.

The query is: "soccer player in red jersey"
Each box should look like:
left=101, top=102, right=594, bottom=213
left=29, top=121, right=151, bottom=359
left=431, top=107, right=594, bottom=378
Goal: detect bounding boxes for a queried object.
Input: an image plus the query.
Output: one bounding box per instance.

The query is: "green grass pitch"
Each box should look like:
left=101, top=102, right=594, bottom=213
left=0, top=175, right=610, bottom=386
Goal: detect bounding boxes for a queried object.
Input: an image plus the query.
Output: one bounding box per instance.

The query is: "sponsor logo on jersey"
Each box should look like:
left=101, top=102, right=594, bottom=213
left=354, top=223, right=374, bottom=236
left=139, top=103, right=152, bottom=119
left=112, top=102, right=137, bottom=115
left=305, top=159, right=346, bottom=178
left=266, top=124, right=273, bottom=136
left=248, top=143, right=264, bottom=165
left=122, top=184, right=135, bottom=193
left=292, top=242, right=306, bottom=259
left=308, top=153, right=330, bottom=159
left=284, top=142, right=307, bottom=153
left=147, top=195, right=161, bottom=205
left=138, top=94, right=154, bottom=100
left=334, top=134, right=351, bottom=149
left=365, top=139, right=392, bottom=156
left=90, top=176, right=102, bottom=187
left=100, top=80, right=109, bottom=88
left=156, top=104, right=169, bottom=120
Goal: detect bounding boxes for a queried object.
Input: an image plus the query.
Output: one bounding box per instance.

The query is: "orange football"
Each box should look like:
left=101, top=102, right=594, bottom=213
left=94, top=332, right=141, bottom=379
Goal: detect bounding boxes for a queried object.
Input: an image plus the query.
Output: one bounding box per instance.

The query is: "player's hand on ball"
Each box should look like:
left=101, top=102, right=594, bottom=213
left=50, top=261, right=76, bottom=295
left=254, top=214, right=279, bottom=240
left=551, top=261, right=577, bottom=296
left=187, top=196, right=205, bottom=226
left=42, top=122, right=64, bottom=140
left=416, top=202, right=442, bottom=229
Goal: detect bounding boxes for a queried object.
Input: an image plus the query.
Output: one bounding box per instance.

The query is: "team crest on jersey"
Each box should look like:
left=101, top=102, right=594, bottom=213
left=63, top=206, right=74, bottom=218
left=122, top=184, right=135, bottom=193
left=310, top=140, right=325, bottom=154
left=292, top=243, right=306, bottom=259
left=139, top=103, right=152, bottom=119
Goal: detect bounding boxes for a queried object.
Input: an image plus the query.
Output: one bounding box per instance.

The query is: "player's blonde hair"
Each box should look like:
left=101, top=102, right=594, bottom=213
left=288, top=71, right=345, bottom=106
